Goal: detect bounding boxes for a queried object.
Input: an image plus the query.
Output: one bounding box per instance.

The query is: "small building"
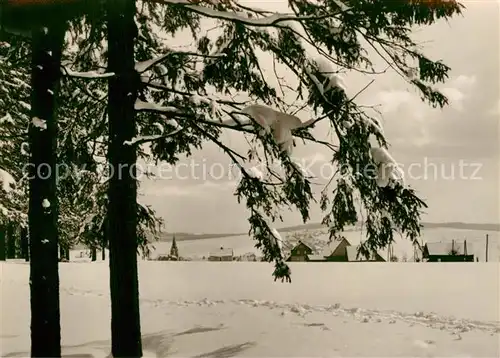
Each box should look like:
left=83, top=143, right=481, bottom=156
left=345, top=246, right=386, bottom=262
left=285, top=241, right=313, bottom=262
left=321, top=238, right=352, bottom=262
left=239, top=252, right=258, bottom=262
left=422, top=240, right=474, bottom=262
left=208, top=247, right=234, bottom=261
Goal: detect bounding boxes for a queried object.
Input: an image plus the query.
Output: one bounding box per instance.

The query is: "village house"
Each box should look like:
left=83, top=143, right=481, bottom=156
left=320, top=238, right=351, bottom=261
left=208, top=247, right=234, bottom=261
left=237, top=252, right=258, bottom=262
left=285, top=238, right=387, bottom=263
left=285, top=241, right=313, bottom=262
left=422, top=240, right=474, bottom=262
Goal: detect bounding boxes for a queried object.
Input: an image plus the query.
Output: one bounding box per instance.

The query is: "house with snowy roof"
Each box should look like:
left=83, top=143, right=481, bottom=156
left=422, top=240, right=474, bottom=262
left=319, top=238, right=351, bottom=261
left=208, top=247, right=234, bottom=261
left=285, top=241, right=313, bottom=262
left=315, top=238, right=386, bottom=262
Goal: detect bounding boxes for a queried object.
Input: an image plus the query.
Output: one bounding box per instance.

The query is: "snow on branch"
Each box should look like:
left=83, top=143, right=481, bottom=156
left=244, top=166, right=265, bottom=181
left=123, top=128, right=183, bottom=146
left=222, top=104, right=316, bottom=154
left=62, top=67, right=115, bottom=79
left=304, top=59, right=347, bottom=99
left=254, top=209, right=284, bottom=256
left=135, top=51, right=225, bottom=73
left=135, top=53, right=173, bottom=73
left=0, top=168, right=16, bottom=193
left=0, top=113, right=15, bottom=125
left=149, top=0, right=351, bottom=27
left=370, top=147, right=404, bottom=188
left=134, top=99, right=182, bottom=114
left=31, top=117, right=47, bottom=131
left=139, top=76, right=250, bottom=108
left=315, top=58, right=347, bottom=93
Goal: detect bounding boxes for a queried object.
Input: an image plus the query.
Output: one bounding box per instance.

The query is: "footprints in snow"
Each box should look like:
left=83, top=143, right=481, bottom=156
left=54, top=290, right=500, bottom=338
left=138, top=298, right=499, bottom=338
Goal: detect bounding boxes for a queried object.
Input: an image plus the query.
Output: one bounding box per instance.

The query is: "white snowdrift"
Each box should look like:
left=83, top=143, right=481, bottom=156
left=1, top=262, right=498, bottom=357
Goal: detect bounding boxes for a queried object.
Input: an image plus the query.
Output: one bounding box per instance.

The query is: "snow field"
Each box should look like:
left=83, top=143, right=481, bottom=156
left=1, top=261, right=499, bottom=357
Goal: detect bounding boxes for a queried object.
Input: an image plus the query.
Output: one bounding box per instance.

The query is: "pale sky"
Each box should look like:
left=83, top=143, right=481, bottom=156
left=138, top=1, right=500, bottom=233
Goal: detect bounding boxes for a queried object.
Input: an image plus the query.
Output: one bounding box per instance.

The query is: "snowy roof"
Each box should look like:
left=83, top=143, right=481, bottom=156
left=424, top=241, right=472, bottom=256
left=290, top=240, right=313, bottom=252
left=319, top=238, right=350, bottom=257
left=209, top=248, right=234, bottom=257
left=346, top=246, right=385, bottom=262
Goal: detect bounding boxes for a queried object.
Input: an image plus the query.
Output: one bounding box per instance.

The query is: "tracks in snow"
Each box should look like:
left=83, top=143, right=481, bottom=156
left=137, top=297, right=500, bottom=338
left=55, top=286, right=500, bottom=338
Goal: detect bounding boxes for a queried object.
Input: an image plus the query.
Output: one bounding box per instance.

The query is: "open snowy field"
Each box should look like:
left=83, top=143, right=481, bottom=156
left=1, top=261, right=499, bottom=357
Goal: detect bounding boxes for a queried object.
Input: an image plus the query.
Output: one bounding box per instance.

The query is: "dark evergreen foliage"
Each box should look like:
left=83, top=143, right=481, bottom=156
left=0, top=224, right=5, bottom=261
left=170, top=235, right=179, bottom=257
left=113, top=0, right=460, bottom=281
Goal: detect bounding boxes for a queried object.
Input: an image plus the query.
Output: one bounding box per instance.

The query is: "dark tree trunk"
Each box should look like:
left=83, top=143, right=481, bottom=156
left=102, top=217, right=108, bottom=261
left=6, top=221, right=16, bottom=259
left=107, top=0, right=141, bottom=356
left=0, top=224, right=6, bottom=261
left=21, top=227, right=29, bottom=261
left=58, top=245, right=69, bottom=261
left=28, top=23, right=65, bottom=358
left=91, top=247, right=97, bottom=262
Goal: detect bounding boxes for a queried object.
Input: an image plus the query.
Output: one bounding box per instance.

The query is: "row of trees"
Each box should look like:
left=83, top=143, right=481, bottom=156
left=0, top=0, right=464, bottom=357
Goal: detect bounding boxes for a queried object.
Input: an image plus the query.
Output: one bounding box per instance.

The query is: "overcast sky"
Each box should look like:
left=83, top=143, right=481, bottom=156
left=138, top=0, right=499, bottom=233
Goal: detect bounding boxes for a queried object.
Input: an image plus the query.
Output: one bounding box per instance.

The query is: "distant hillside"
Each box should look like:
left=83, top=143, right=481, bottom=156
left=160, top=232, right=238, bottom=242
left=275, top=221, right=500, bottom=233
left=159, top=221, right=499, bottom=242
left=422, top=222, right=500, bottom=231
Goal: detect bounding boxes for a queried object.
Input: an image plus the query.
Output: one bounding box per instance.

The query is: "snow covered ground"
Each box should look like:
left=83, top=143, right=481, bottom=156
left=1, top=261, right=499, bottom=357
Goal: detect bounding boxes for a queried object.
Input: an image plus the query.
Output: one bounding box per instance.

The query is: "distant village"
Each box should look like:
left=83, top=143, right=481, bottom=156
left=155, top=231, right=480, bottom=263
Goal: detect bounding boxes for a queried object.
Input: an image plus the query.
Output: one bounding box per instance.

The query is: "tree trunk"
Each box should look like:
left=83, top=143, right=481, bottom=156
left=21, top=226, right=29, bottom=261
left=6, top=222, right=16, bottom=259
left=0, top=224, right=6, bottom=261
left=28, top=23, right=65, bottom=358
left=91, top=247, right=97, bottom=262
left=58, top=245, right=69, bottom=261
left=102, top=217, right=108, bottom=261
left=106, top=0, right=142, bottom=356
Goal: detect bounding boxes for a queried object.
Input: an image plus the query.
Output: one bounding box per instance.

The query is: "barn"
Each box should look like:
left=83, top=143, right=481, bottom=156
left=285, top=241, right=313, bottom=262
left=208, top=247, right=234, bottom=261
left=422, top=240, right=474, bottom=262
